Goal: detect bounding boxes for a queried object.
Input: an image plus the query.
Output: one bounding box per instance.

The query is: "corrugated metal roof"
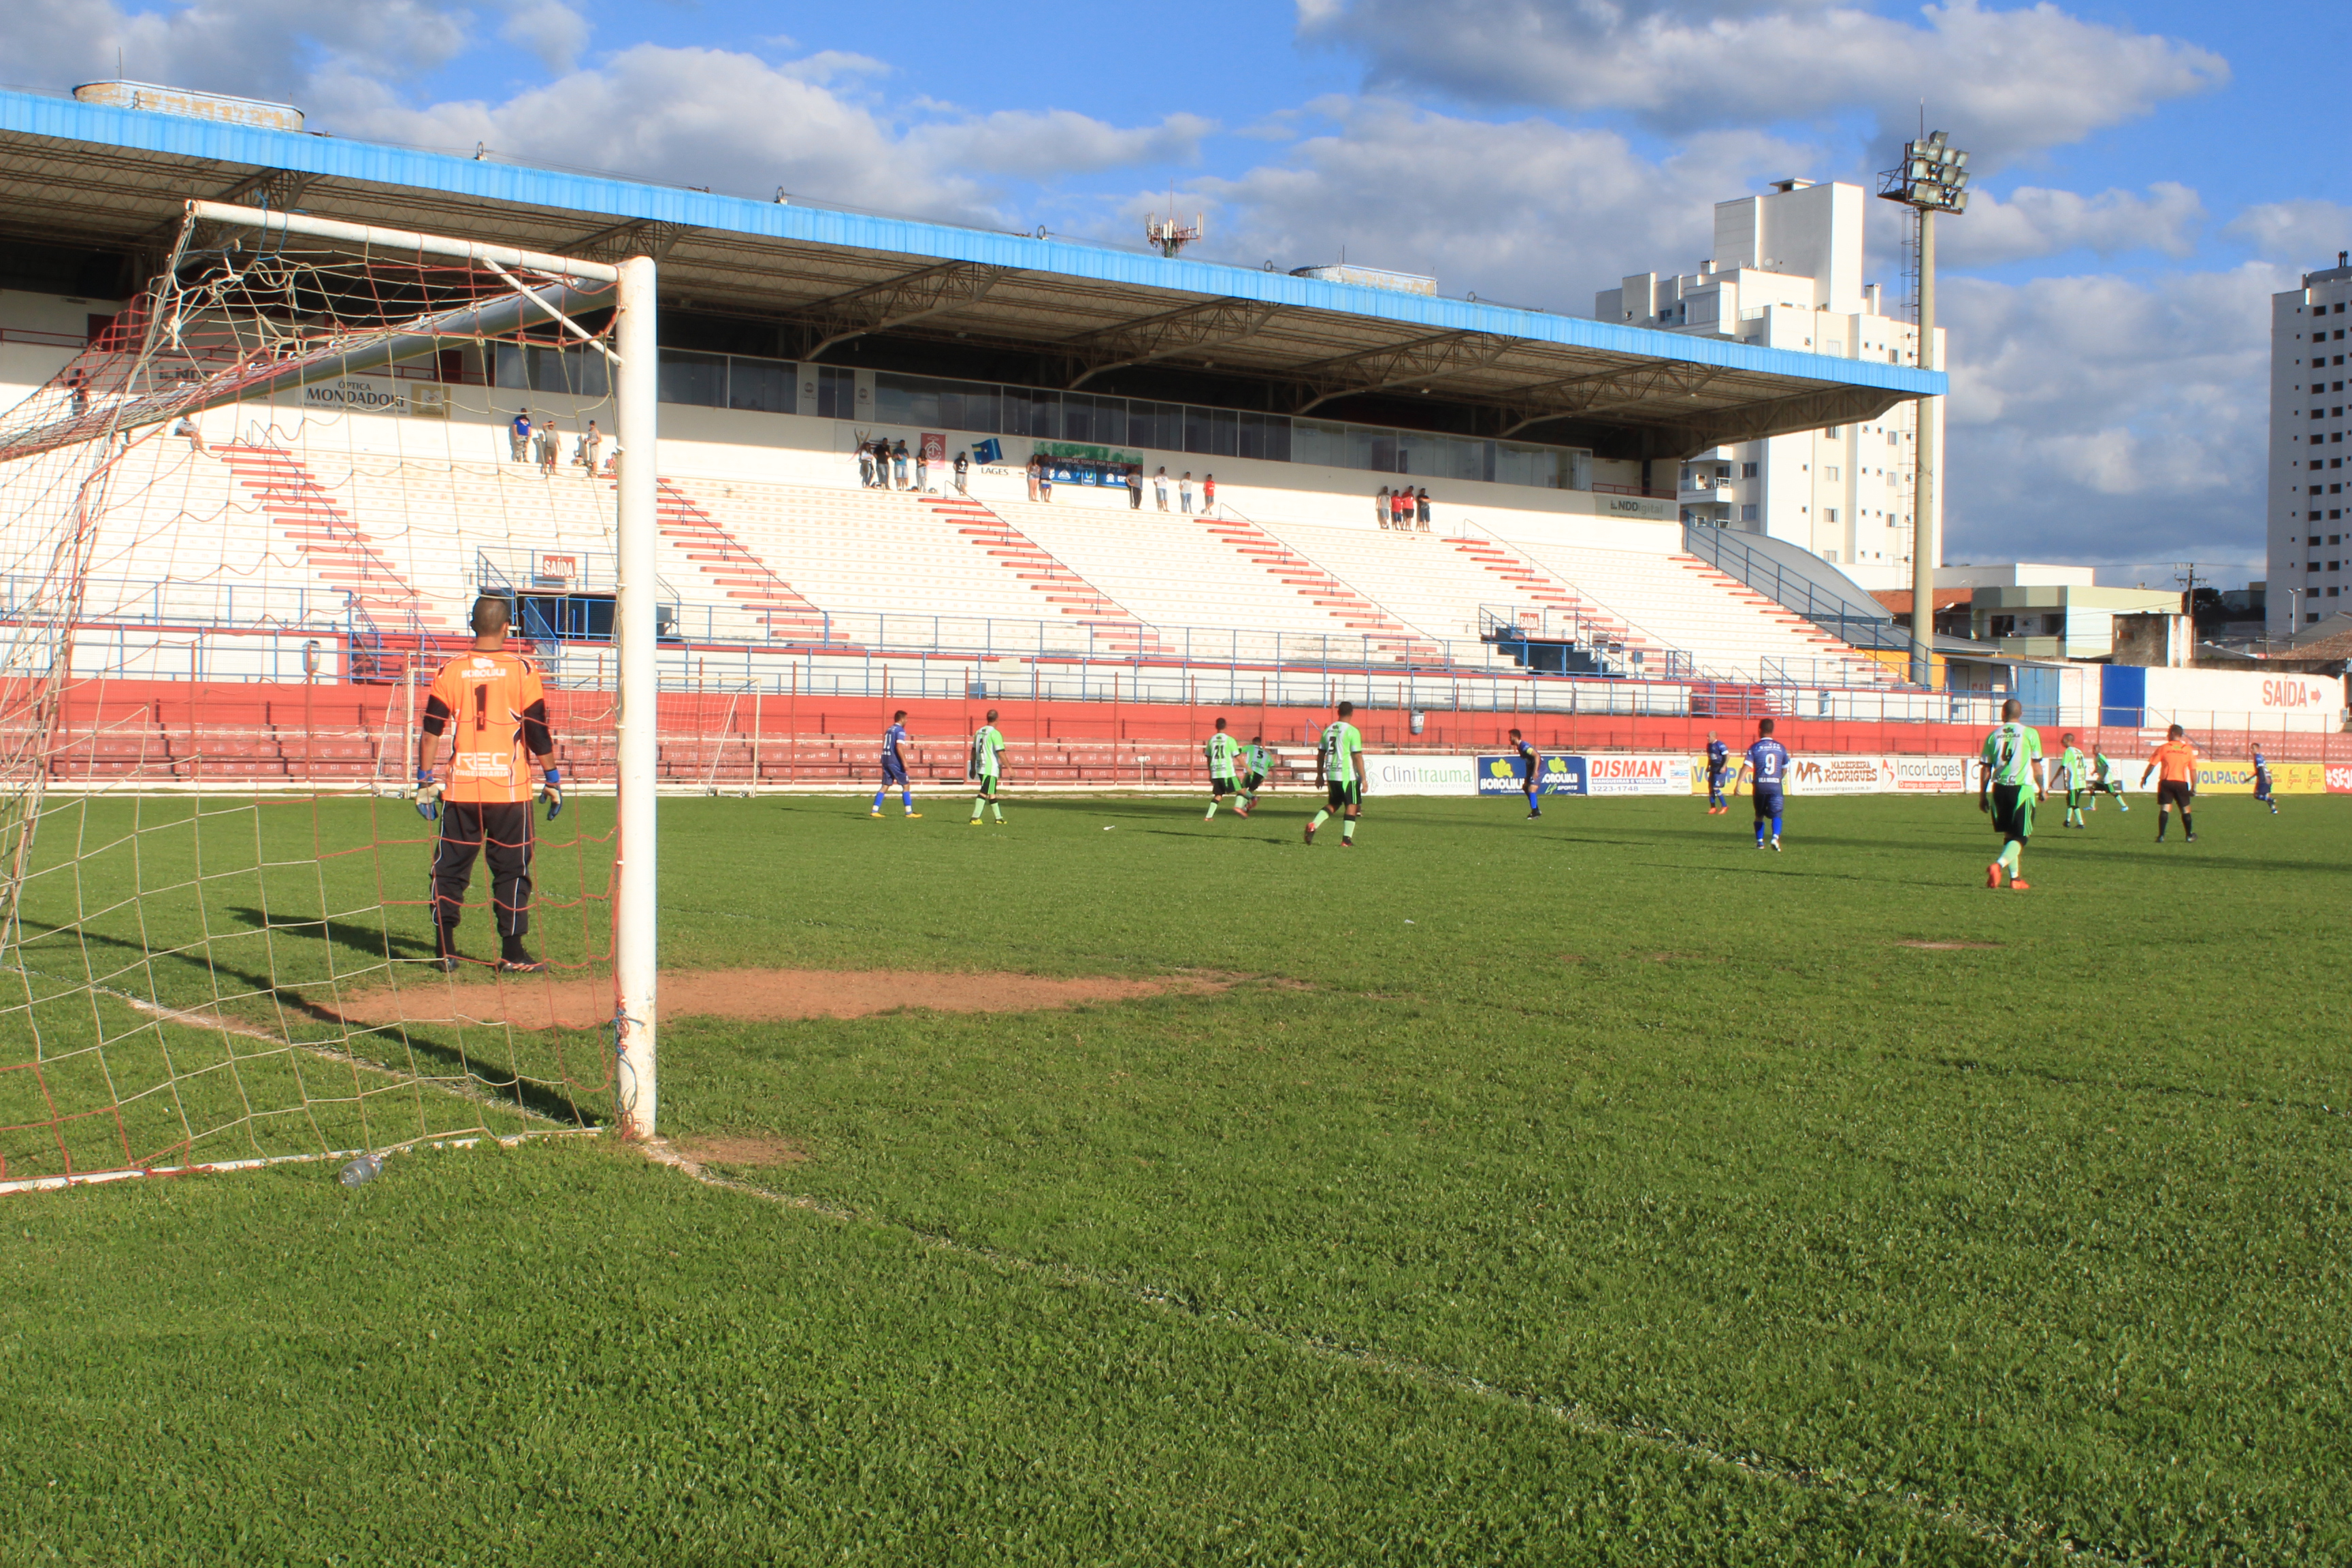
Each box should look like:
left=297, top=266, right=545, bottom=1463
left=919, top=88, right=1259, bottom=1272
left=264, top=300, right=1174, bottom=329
left=0, top=88, right=1942, bottom=452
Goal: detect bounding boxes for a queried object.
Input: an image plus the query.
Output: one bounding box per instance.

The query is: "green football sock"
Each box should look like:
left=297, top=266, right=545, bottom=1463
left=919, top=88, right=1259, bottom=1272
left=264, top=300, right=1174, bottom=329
left=991, top=800, right=1002, bottom=821
left=970, top=800, right=983, bottom=821
left=1310, top=810, right=1330, bottom=830
left=1341, top=819, right=1355, bottom=843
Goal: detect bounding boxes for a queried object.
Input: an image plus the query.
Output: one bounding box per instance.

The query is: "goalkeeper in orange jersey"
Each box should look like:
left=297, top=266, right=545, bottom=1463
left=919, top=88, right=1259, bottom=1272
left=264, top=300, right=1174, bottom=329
left=415, top=597, right=564, bottom=973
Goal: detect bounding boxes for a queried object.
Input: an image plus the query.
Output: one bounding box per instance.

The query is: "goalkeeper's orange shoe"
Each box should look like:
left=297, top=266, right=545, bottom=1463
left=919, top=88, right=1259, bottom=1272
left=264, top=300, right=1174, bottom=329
left=1984, top=862, right=2003, bottom=888
left=2009, top=878, right=2031, bottom=892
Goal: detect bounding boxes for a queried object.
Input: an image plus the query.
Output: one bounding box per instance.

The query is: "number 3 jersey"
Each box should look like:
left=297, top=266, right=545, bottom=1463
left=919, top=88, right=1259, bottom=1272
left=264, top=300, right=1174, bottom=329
left=423, top=650, right=553, bottom=804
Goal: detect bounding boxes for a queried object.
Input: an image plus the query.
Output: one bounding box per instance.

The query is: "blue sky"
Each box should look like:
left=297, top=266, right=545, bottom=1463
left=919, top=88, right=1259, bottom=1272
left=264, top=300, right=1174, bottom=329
left=12, top=0, right=2351, bottom=584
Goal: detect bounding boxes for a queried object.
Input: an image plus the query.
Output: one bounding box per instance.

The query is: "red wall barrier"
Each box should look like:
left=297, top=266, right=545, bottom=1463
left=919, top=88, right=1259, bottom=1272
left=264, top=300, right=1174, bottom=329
left=44, top=679, right=2352, bottom=786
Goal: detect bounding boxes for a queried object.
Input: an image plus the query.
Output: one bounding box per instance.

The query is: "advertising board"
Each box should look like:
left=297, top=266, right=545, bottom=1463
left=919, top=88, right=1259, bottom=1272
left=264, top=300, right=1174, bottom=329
left=297, top=376, right=445, bottom=417
left=1474, top=755, right=1584, bottom=795
left=1893, top=755, right=1970, bottom=792
left=2193, top=760, right=2325, bottom=795
left=1365, top=753, right=1481, bottom=796
left=1786, top=755, right=1893, bottom=796
left=1582, top=754, right=1690, bottom=796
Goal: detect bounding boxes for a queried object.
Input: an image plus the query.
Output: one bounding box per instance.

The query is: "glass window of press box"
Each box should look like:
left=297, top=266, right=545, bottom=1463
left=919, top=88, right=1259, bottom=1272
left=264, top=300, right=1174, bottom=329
left=651, top=353, right=1593, bottom=491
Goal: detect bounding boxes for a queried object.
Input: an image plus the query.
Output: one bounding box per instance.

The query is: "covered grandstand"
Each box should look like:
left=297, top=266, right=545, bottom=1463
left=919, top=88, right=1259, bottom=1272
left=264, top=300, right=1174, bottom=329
left=0, top=84, right=1980, bottom=785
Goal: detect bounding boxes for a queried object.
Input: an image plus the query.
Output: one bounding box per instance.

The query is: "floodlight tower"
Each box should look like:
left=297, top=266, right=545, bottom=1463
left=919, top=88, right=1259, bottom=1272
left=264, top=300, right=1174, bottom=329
left=1878, top=129, right=1970, bottom=687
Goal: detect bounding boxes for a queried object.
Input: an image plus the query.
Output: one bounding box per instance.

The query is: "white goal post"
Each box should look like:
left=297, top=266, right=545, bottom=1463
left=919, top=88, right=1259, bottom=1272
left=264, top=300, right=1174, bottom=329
left=174, top=201, right=662, bottom=1141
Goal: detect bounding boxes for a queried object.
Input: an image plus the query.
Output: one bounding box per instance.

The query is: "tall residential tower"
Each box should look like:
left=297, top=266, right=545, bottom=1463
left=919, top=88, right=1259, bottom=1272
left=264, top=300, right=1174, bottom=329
left=2269, top=252, right=2352, bottom=636
left=1595, top=179, right=1943, bottom=590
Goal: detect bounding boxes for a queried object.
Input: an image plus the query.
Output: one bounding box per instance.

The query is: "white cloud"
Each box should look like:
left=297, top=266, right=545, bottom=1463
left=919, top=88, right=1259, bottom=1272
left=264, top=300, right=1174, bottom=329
left=906, top=110, right=1215, bottom=182
left=1936, top=263, right=2290, bottom=564
left=325, top=45, right=1215, bottom=226
left=1937, top=182, right=2206, bottom=267
left=2225, top=201, right=2352, bottom=267
left=1297, top=0, right=2227, bottom=167
left=497, top=0, right=590, bottom=77
left=1182, top=99, right=1815, bottom=312
left=1, top=0, right=472, bottom=101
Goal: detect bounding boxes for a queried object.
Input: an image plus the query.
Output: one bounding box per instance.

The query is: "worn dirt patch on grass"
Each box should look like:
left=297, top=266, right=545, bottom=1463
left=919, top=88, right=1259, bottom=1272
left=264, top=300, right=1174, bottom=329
left=668, top=1134, right=808, bottom=1168
left=323, top=968, right=1231, bottom=1031
left=1896, top=941, right=2004, bottom=951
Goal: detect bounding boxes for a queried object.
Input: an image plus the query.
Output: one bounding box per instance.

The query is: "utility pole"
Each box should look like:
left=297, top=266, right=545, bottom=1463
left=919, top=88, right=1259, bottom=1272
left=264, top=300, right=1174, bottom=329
left=1878, top=129, right=1970, bottom=688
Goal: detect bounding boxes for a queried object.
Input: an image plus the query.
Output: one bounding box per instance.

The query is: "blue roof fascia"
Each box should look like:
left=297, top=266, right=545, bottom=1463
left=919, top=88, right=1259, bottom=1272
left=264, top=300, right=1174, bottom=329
left=3, top=89, right=1946, bottom=399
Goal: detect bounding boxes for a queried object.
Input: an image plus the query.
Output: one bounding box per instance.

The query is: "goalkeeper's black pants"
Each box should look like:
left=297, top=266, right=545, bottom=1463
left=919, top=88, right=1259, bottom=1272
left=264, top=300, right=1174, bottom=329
left=431, top=800, right=535, bottom=937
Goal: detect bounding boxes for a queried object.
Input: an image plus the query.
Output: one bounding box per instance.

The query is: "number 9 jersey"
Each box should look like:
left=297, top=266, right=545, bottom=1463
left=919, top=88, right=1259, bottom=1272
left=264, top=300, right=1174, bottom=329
left=423, top=650, right=552, bottom=804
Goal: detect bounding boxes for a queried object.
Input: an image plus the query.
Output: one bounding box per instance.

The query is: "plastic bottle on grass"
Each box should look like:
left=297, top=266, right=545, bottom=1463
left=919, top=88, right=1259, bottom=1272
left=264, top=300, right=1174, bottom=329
left=338, top=1153, right=383, bottom=1187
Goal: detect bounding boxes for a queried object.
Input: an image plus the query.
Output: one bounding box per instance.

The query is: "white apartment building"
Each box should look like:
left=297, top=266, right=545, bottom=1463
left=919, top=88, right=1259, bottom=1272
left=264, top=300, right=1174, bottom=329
left=2268, top=252, right=2352, bottom=636
left=1595, top=179, right=1944, bottom=591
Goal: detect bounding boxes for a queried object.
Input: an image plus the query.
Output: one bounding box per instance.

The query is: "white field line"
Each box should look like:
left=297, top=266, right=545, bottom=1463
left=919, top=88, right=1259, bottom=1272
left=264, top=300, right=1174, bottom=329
left=640, top=1137, right=2130, bottom=1565
left=0, top=1128, right=600, bottom=1196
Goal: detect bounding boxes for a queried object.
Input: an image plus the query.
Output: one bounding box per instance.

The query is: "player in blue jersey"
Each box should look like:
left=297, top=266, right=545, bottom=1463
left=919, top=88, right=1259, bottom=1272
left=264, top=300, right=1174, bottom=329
left=1704, top=731, right=1730, bottom=813
left=1508, top=728, right=1541, bottom=819
left=1734, top=718, right=1791, bottom=851
left=2253, top=748, right=2278, bottom=814
left=870, top=709, right=920, bottom=818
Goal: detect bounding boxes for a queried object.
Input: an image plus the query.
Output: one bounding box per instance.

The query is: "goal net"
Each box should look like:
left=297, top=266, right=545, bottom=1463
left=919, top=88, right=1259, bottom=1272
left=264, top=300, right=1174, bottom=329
left=0, top=204, right=656, bottom=1191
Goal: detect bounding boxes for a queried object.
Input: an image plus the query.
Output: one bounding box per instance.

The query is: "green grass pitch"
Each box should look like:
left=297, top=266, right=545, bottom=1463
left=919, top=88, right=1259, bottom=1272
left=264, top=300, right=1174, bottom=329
left=3, top=787, right=2347, bottom=1564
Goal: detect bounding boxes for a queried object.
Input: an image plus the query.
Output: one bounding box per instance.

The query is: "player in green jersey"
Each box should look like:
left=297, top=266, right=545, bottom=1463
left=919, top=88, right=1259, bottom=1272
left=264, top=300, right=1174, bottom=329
left=1203, top=717, right=1242, bottom=820
left=1305, top=701, right=1365, bottom=847
left=2056, top=732, right=2089, bottom=828
left=2089, top=746, right=2129, bottom=813
left=967, top=710, right=1006, bottom=826
left=1978, top=698, right=2044, bottom=890
left=1236, top=735, right=1273, bottom=817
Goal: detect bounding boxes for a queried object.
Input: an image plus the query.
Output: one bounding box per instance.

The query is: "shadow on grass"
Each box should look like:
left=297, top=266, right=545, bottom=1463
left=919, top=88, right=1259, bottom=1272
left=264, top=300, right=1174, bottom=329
left=10, top=913, right=595, bottom=1128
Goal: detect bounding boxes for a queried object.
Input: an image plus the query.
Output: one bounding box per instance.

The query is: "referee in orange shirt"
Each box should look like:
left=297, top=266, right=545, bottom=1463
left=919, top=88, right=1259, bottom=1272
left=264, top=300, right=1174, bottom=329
left=415, top=597, right=564, bottom=972
left=2138, top=723, right=2201, bottom=845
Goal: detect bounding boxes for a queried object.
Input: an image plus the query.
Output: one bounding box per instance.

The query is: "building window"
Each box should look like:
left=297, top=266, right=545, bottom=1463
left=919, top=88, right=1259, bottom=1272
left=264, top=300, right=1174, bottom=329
left=1825, top=466, right=1841, bottom=482
left=1741, top=504, right=1759, bottom=521
left=1824, top=508, right=1840, bottom=523
left=1742, top=461, right=1758, bottom=478
left=1825, top=426, right=1842, bottom=437
left=2310, top=612, right=2323, bottom=623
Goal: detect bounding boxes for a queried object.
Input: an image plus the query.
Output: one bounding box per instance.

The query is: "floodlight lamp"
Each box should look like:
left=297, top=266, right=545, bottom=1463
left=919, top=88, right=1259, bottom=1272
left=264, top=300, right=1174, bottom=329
left=1950, top=149, right=1969, bottom=169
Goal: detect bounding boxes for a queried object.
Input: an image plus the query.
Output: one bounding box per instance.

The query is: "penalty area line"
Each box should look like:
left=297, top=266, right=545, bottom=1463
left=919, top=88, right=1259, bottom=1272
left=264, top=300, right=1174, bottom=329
left=640, top=1139, right=2126, bottom=1565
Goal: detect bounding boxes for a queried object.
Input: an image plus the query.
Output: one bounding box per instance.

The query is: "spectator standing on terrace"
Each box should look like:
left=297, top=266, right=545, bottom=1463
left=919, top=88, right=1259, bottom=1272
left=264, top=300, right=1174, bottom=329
left=536, top=419, right=560, bottom=474
left=581, top=420, right=602, bottom=474
left=1039, top=460, right=1054, bottom=502
left=1154, top=467, right=1170, bottom=510
left=915, top=445, right=930, bottom=493
left=1376, top=485, right=1392, bottom=527
left=1126, top=465, right=1143, bottom=509
left=1416, top=488, right=1432, bottom=529
left=1202, top=474, right=1217, bottom=516
left=1395, top=488, right=1413, bottom=528
left=1026, top=453, right=1042, bottom=502
left=892, top=439, right=911, bottom=489
left=953, top=449, right=970, bottom=494
left=508, top=410, right=532, bottom=462
left=1179, top=472, right=1194, bottom=513
left=857, top=441, right=877, bottom=488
